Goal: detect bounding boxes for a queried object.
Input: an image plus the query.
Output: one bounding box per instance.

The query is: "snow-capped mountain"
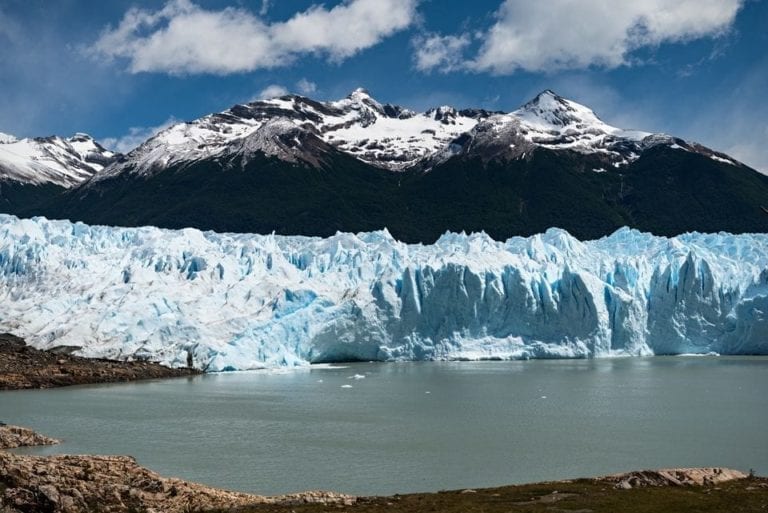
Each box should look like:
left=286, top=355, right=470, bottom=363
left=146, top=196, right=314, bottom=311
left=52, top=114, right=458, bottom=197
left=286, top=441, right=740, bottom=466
left=93, top=88, right=489, bottom=180
left=434, top=90, right=743, bottom=169
left=0, top=132, right=117, bottom=187
left=91, top=89, right=741, bottom=182
left=0, top=89, right=746, bottom=189
left=1, top=214, right=766, bottom=370
left=3, top=88, right=765, bottom=243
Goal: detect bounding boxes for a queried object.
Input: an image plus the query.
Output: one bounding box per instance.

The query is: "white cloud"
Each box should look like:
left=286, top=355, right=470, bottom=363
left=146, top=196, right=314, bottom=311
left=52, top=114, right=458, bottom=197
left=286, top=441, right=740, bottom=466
left=255, top=84, right=289, bottom=101
left=296, top=78, right=317, bottom=95
left=416, top=0, right=743, bottom=74
left=102, top=117, right=179, bottom=154
left=413, top=33, right=471, bottom=73
left=259, top=0, right=271, bottom=17
left=91, top=0, right=419, bottom=75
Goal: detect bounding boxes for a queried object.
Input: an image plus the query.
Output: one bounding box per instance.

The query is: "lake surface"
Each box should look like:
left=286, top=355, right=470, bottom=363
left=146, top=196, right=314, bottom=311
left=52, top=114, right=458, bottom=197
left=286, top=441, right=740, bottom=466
left=2, top=357, right=767, bottom=496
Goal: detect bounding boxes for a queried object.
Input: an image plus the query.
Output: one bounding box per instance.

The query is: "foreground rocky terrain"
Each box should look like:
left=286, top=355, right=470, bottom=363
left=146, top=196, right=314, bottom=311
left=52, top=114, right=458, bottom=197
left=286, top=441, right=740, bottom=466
left=0, top=333, right=199, bottom=390
left=0, top=450, right=761, bottom=513
left=0, top=426, right=354, bottom=513
left=0, top=425, right=763, bottom=513
left=0, top=451, right=355, bottom=513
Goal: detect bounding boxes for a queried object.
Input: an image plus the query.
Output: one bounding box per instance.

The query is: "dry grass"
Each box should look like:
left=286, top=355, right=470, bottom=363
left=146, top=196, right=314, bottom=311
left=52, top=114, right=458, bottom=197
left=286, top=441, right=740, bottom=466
left=225, top=475, right=768, bottom=513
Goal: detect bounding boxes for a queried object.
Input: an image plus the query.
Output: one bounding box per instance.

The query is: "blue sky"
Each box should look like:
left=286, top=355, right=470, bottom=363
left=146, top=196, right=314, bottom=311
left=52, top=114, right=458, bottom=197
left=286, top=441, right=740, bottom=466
left=1, top=0, right=766, bottom=171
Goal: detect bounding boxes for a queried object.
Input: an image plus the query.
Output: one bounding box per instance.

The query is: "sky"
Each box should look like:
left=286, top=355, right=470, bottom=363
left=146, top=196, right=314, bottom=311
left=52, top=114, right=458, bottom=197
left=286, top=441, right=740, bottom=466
left=0, top=0, right=766, bottom=171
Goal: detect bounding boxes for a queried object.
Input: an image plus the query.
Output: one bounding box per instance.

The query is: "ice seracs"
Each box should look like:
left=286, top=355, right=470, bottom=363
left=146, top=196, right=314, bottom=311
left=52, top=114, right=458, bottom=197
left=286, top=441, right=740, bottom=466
left=0, top=132, right=117, bottom=187
left=0, top=215, right=766, bottom=371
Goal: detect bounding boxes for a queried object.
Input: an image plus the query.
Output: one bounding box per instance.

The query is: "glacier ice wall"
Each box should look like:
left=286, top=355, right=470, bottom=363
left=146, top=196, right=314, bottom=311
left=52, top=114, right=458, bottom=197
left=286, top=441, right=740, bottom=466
left=1, top=214, right=767, bottom=370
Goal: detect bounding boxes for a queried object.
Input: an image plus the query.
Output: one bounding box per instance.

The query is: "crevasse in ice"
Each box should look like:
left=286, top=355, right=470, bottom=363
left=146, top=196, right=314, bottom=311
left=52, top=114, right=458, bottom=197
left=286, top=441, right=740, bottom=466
left=1, top=214, right=766, bottom=370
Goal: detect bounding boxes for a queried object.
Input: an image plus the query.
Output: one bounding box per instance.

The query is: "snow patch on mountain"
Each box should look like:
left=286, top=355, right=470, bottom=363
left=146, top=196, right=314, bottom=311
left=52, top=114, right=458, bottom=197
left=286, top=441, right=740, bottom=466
left=0, top=134, right=117, bottom=187
left=94, top=88, right=489, bottom=179
left=1, top=215, right=766, bottom=371
left=323, top=89, right=480, bottom=169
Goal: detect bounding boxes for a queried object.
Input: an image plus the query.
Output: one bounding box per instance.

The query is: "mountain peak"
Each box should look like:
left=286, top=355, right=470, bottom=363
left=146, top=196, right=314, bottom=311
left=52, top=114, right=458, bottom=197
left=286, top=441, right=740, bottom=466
left=515, top=90, right=603, bottom=129
left=348, top=87, right=373, bottom=99
left=346, top=87, right=383, bottom=106
left=532, top=89, right=560, bottom=101
left=338, top=87, right=387, bottom=118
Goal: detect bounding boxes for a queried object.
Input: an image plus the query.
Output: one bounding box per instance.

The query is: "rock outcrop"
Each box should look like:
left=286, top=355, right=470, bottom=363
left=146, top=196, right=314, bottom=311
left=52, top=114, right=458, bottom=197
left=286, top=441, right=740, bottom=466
left=0, top=452, right=355, bottom=513
left=0, top=333, right=200, bottom=390
left=604, top=468, right=748, bottom=489
left=0, top=425, right=59, bottom=450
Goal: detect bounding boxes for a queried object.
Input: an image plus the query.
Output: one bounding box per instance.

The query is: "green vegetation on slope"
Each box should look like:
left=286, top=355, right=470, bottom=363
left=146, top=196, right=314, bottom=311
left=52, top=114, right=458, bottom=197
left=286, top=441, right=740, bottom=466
left=229, top=476, right=768, bottom=513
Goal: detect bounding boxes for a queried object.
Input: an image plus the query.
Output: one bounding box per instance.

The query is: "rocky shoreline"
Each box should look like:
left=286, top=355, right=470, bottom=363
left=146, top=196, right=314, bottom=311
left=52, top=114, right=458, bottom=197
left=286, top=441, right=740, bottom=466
left=0, top=333, right=200, bottom=390
left=0, top=425, right=59, bottom=450
left=0, top=426, right=764, bottom=513
left=0, top=452, right=356, bottom=513
left=0, top=426, right=355, bottom=513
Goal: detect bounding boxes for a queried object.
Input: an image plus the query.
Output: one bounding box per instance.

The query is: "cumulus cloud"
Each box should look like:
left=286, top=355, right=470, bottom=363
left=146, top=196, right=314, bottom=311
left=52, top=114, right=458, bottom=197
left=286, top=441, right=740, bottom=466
left=90, top=0, right=419, bottom=75
left=255, top=84, right=289, bottom=101
left=413, top=33, right=471, bottom=72
left=296, top=78, right=317, bottom=95
left=102, top=117, right=179, bottom=154
left=416, top=0, right=743, bottom=74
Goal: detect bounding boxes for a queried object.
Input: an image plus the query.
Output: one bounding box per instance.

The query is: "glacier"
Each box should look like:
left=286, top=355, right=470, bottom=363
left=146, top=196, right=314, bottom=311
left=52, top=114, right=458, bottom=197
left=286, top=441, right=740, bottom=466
left=0, top=214, right=767, bottom=371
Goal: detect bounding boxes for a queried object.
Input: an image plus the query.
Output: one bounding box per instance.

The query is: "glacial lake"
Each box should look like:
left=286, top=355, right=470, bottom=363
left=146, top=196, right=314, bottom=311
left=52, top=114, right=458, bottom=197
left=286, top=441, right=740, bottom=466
left=3, top=357, right=768, bottom=496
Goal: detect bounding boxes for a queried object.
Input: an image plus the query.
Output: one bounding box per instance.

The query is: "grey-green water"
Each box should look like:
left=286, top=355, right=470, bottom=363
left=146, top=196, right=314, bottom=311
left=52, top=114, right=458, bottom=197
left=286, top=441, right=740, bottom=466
left=2, top=357, right=767, bottom=496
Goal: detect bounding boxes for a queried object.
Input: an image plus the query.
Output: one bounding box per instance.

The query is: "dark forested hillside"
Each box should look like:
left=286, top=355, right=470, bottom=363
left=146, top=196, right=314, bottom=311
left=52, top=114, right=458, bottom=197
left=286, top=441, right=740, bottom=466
left=6, top=145, right=767, bottom=242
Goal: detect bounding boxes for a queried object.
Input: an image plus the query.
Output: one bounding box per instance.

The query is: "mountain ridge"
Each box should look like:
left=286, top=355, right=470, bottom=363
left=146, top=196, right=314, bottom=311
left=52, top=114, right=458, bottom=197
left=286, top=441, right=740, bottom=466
left=0, top=132, right=117, bottom=187
left=84, top=88, right=747, bottom=182
left=1, top=89, right=765, bottom=242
